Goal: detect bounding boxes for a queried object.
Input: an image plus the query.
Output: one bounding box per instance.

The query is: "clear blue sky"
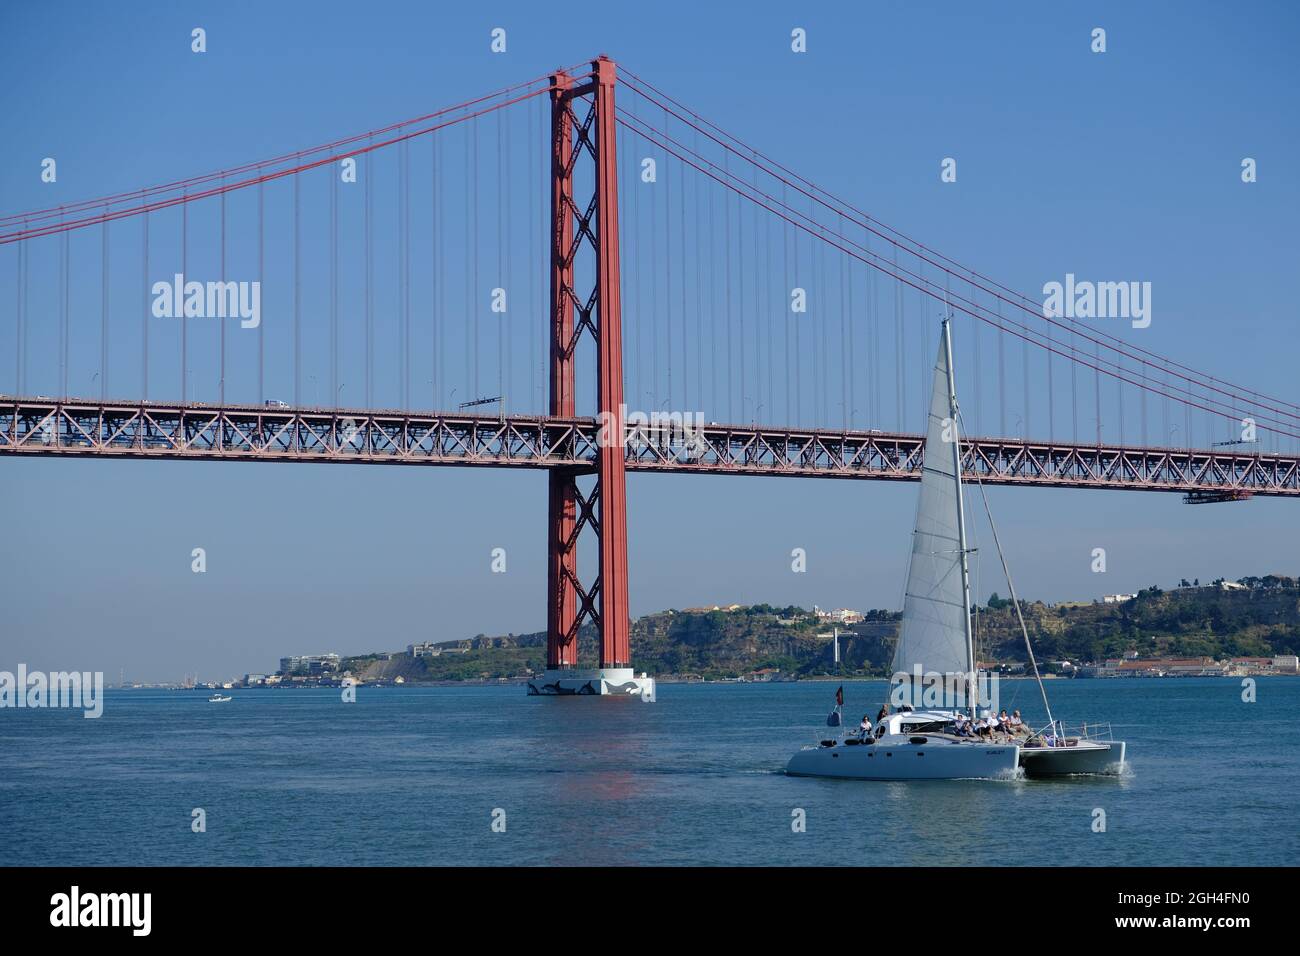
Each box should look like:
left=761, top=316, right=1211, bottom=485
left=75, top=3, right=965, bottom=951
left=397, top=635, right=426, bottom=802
left=2, top=1, right=1298, bottom=681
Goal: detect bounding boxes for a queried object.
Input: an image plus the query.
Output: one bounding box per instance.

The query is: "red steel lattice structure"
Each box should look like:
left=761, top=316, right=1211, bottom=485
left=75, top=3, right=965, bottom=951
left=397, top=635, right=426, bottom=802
left=546, top=57, right=630, bottom=672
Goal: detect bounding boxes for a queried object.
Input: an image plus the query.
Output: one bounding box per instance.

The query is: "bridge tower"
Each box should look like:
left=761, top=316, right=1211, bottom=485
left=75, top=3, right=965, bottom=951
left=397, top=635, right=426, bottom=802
left=530, top=56, right=652, bottom=697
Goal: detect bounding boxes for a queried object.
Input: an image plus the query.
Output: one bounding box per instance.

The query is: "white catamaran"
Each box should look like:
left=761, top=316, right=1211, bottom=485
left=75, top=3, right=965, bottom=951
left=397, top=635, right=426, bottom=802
left=786, top=319, right=1127, bottom=781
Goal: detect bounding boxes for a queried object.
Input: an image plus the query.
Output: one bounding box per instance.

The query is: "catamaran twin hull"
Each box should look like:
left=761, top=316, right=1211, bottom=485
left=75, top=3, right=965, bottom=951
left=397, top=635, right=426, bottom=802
left=786, top=738, right=1021, bottom=780
left=1018, top=740, right=1126, bottom=777
left=785, top=737, right=1126, bottom=780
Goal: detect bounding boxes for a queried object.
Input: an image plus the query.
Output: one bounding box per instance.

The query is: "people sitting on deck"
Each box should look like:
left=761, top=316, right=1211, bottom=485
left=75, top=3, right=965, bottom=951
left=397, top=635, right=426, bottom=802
left=1006, top=709, right=1029, bottom=736
left=859, top=715, right=873, bottom=739
left=952, top=713, right=973, bottom=737
left=975, top=715, right=994, bottom=738
left=875, top=704, right=890, bottom=725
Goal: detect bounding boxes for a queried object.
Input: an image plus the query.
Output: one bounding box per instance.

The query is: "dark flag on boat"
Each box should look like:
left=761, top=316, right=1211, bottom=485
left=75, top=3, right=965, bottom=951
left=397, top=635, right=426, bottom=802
left=826, top=686, right=844, bottom=726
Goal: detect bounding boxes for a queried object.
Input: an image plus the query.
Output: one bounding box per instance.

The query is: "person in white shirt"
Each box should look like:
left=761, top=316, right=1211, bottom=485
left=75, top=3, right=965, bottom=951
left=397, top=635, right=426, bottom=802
left=1006, top=709, right=1028, bottom=736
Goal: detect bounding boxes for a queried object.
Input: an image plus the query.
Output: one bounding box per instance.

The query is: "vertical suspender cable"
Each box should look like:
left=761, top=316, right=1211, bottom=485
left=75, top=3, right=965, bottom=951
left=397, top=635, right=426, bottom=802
left=142, top=207, right=149, bottom=400
left=496, top=111, right=504, bottom=405
left=665, top=109, right=676, bottom=416
left=723, top=151, right=732, bottom=422
left=366, top=135, right=374, bottom=408
left=472, top=114, right=480, bottom=399
left=257, top=180, right=264, bottom=405
left=60, top=209, right=69, bottom=398
left=693, top=128, right=702, bottom=415
left=181, top=194, right=187, bottom=402
left=219, top=178, right=225, bottom=406
left=294, top=158, right=301, bottom=407
left=331, top=156, right=338, bottom=408
left=101, top=215, right=108, bottom=399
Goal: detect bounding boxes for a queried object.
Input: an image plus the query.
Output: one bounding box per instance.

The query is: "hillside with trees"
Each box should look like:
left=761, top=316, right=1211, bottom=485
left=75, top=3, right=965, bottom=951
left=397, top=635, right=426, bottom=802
left=340, top=577, right=1300, bottom=682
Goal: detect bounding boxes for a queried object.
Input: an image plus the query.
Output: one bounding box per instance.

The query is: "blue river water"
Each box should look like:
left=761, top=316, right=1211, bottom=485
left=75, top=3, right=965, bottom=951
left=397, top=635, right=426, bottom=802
left=1, top=677, right=1296, bottom=866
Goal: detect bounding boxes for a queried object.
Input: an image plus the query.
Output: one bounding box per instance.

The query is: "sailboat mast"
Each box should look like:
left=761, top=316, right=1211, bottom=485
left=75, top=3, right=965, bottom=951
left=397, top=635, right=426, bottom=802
left=942, top=319, right=978, bottom=719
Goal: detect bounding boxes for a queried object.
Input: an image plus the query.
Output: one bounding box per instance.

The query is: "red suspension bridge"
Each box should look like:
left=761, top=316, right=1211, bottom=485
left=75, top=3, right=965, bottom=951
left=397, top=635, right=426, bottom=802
left=2, top=56, right=1298, bottom=681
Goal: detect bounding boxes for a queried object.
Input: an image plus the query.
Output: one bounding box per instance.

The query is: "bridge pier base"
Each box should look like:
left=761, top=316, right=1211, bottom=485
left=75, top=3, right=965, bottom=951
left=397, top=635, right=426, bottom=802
left=527, top=668, right=655, bottom=699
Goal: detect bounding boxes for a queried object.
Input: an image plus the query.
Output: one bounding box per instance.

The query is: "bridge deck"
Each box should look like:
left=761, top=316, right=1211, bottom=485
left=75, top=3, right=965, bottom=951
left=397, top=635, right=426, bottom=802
left=2, top=396, right=1297, bottom=496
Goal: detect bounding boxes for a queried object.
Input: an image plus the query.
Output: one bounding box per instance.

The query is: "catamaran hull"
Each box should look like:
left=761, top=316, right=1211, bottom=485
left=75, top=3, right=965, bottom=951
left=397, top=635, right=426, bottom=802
left=786, top=742, right=1020, bottom=780
left=1019, top=741, right=1126, bottom=776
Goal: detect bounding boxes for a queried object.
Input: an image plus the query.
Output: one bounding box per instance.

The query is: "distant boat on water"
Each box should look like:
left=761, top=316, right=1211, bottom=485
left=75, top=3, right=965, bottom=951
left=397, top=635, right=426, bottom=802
left=208, top=694, right=233, bottom=703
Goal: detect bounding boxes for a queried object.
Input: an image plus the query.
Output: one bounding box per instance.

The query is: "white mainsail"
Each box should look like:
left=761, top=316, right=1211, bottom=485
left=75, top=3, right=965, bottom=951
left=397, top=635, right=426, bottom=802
left=890, top=321, right=976, bottom=708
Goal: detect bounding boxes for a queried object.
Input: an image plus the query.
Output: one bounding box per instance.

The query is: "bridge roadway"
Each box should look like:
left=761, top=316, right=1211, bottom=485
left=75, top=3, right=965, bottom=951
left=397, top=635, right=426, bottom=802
left=2, top=396, right=1297, bottom=497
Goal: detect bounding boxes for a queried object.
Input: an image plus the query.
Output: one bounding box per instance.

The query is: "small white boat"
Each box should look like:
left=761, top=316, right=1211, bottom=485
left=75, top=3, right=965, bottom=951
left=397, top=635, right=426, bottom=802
left=208, top=694, right=232, bottom=703
left=786, top=318, right=1127, bottom=781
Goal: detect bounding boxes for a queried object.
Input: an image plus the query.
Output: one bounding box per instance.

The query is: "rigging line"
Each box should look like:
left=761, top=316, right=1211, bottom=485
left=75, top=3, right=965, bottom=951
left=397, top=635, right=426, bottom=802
left=1, top=86, right=557, bottom=245
left=0, top=71, right=569, bottom=227
left=625, top=125, right=1300, bottom=441
left=615, top=98, right=1300, bottom=422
